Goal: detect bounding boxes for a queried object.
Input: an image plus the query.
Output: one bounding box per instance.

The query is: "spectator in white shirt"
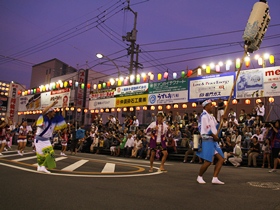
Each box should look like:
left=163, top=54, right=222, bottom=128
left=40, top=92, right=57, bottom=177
left=255, top=101, right=265, bottom=123
left=124, top=134, right=134, bottom=157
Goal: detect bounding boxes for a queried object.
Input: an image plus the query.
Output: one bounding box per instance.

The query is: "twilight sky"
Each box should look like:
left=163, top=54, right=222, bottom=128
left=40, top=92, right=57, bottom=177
left=0, top=0, right=279, bottom=88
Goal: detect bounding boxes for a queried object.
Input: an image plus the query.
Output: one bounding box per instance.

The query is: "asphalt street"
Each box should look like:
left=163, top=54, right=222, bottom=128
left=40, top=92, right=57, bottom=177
left=0, top=147, right=279, bottom=210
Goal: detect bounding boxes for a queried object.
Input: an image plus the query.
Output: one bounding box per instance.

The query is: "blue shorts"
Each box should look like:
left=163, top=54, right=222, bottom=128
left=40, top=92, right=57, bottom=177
left=196, top=139, right=224, bottom=162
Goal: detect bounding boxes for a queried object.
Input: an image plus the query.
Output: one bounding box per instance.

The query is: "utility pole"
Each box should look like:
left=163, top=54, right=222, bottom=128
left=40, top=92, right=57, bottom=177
left=122, top=0, right=138, bottom=76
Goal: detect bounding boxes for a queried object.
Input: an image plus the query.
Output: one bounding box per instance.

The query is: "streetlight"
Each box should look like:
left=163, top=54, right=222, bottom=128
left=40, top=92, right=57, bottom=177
left=96, top=53, right=120, bottom=77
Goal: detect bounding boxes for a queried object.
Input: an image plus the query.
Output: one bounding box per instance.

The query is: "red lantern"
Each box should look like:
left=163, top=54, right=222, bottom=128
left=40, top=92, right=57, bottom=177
left=187, top=70, right=193, bottom=77
left=87, top=83, right=91, bottom=89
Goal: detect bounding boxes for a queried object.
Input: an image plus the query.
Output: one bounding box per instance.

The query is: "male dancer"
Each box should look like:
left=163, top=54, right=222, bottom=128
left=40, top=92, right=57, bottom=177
left=34, top=100, right=67, bottom=173
left=196, top=99, right=225, bottom=184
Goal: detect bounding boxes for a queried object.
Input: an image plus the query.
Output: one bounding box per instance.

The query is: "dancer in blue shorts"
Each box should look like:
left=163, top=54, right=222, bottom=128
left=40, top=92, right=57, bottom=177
left=196, top=99, right=225, bottom=185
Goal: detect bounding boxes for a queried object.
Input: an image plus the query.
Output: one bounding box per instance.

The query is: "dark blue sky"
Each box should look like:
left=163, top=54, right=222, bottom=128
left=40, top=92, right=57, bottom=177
left=0, top=0, right=279, bottom=88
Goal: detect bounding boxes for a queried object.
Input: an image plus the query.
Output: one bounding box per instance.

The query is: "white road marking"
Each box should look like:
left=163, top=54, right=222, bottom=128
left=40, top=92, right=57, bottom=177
left=0, top=162, right=162, bottom=178
left=0, top=152, right=34, bottom=158
left=61, top=159, right=89, bottom=171
left=101, top=163, right=116, bottom=173
left=109, top=158, right=173, bottom=165
left=33, top=156, right=67, bottom=166
left=13, top=156, right=37, bottom=162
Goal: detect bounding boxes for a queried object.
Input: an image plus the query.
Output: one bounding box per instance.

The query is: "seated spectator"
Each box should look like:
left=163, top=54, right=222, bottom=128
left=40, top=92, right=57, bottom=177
left=166, top=135, right=177, bottom=154
left=228, top=142, right=242, bottom=167
left=181, top=126, right=191, bottom=147
left=221, top=136, right=234, bottom=164
left=90, top=133, right=99, bottom=154
left=242, top=126, right=252, bottom=149
left=183, top=139, right=202, bottom=163
left=137, top=136, right=148, bottom=158
left=131, top=136, right=142, bottom=157
left=244, top=114, right=254, bottom=127
left=251, top=128, right=264, bottom=148
left=118, top=133, right=127, bottom=157
left=124, top=134, right=134, bottom=157
left=173, top=126, right=182, bottom=146
left=247, top=136, right=261, bottom=167
left=238, top=109, right=246, bottom=123
left=262, top=139, right=271, bottom=168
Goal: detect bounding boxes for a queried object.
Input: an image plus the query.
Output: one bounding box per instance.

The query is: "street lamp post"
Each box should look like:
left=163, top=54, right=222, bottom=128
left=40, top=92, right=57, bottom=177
left=96, top=53, right=120, bottom=77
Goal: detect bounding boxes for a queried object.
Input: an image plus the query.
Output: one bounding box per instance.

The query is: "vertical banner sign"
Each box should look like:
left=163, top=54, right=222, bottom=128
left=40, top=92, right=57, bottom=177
left=77, top=70, right=85, bottom=107
left=0, top=96, right=8, bottom=112
left=9, top=83, right=18, bottom=119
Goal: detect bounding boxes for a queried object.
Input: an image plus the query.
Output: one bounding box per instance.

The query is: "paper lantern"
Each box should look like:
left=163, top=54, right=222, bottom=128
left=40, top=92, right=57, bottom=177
left=174, top=104, right=178, bottom=108
left=187, top=70, right=193, bottom=77
left=81, top=83, right=85, bottom=89
left=173, top=72, right=177, bottom=79
left=136, top=107, right=140, bottom=111
left=182, top=104, right=187, bottom=108
left=245, top=99, right=251, bottom=104
left=232, top=99, right=238, bottom=104
left=256, top=99, right=261, bottom=104
left=107, top=81, right=110, bottom=87
left=77, top=108, right=81, bottom=112
left=98, top=84, right=101, bottom=89
left=105, top=109, right=109, bottom=112
left=269, top=55, right=274, bottom=64
left=130, top=75, right=135, bottom=83
left=164, top=71, right=168, bottom=79
left=84, top=109, right=88, bottom=113
left=136, top=74, right=141, bottom=83
left=102, top=82, right=106, bottom=88
left=245, top=56, right=250, bottom=67
left=129, top=107, right=134, bottom=111
left=143, top=106, right=147, bottom=110
left=123, top=107, right=127, bottom=112
left=158, top=105, right=163, bottom=110
left=206, top=66, right=211, bottom=74
left=75, top=81, right=79, bottom=88
left=87, top=83, right=91, bottom=89
left=166, top=105, right=171, bottom=110
left=117, top=108, right=121, bottom=112
left=197, top=68, right=201, bottom=76
left=215, top=65, right=220, bottom=72
left=192, top=102, right=197, bottom=107
left=158, top=73, right=162, bottom=80
left=93, top=84, right=97, bottom=89
left=150, top=73, right=154, bottom=81
left=181, top=71, right=186, bottom=78
left=236, top=58, right=241, bottom=69
left=151, top=106, right=155, bottom=110
left=269, top=97, right=274, bottom=103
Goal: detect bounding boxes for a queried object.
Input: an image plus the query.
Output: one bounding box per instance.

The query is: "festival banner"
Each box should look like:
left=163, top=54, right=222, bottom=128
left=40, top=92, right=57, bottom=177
left=18, top=94, right=40, bottom=111
left=148, top=79, right=188, bottom=94
left=235, top=68, right=264, bottom=99
left=115, top=94, right=148, bottom=107
left=41, top=88, right=70, bottom=109
left=262, top=66, right=280, bottom=97
left=188, top=72, right=235, bottom=102
left=148, top=90, right=188, bottom=105
left=114, top=83, right=148, bottom=96
left=89, top=98, right=116, bottom=109
left=89, top=89, right=115, bottom=100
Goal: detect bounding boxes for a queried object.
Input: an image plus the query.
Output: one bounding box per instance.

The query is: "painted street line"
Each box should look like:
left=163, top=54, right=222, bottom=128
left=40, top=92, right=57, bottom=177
left=61, top=159, right=89, bottom=171
left=101, top=163, right=116, bottom=173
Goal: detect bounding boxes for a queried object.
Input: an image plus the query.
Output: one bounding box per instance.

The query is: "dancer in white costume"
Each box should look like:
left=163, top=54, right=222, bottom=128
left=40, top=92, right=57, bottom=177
left=34, top=100, right=66, bottom=173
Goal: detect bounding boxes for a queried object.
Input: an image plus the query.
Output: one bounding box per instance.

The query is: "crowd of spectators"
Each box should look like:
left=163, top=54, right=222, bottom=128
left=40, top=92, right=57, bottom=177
left=0, top=101, right=279, bottom=171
